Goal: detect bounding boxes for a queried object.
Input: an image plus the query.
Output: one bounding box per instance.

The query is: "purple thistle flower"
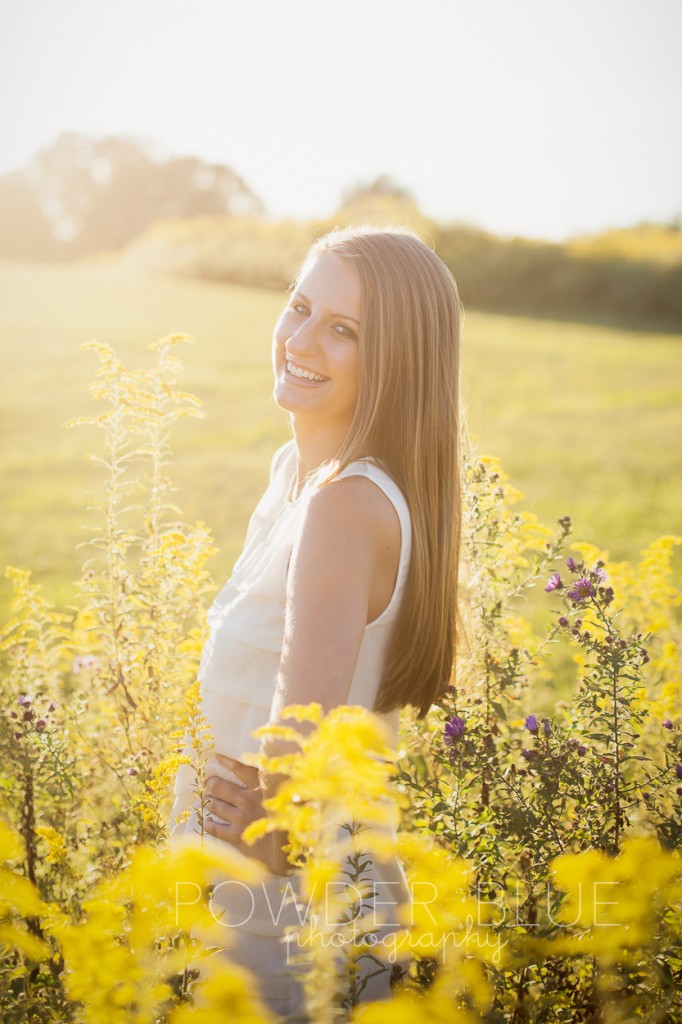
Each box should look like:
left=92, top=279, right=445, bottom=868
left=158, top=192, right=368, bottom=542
left=35, top=719, right=47, bottom=732
left=662, top=719, right=673, bottom=730
left=577, top=745, right=587, bottom=755
left=444, top=715, right=466, bottom=745
left=566, top=557, right=578, bottom=572
left=521, top=749, right=533, bottom=761
left=17, top=694, right=33, bottom=706
left=676, top=765, right=682, bottom=780
left=542, top=718, right=552, bottom=737
left=593, top=565, right=608, bottom=583
left=567, top=577, right=595, bottom=602
left=47, top=700, right=57, bottom=713
left=524, top=714, right=539, bottom=734
left=544, top=572, right=563, bottom=593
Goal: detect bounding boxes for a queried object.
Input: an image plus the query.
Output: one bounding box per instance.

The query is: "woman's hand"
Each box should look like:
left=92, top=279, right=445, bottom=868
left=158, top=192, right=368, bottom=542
left=202, top=753, right=291, bottom=875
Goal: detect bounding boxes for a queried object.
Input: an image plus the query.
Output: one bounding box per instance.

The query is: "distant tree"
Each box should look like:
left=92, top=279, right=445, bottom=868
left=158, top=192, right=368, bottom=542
left=339, top=173, right=415, bottom=207
left=332, top=174, right=431, bottom=236
left=0, top=132, right=264, bottom=260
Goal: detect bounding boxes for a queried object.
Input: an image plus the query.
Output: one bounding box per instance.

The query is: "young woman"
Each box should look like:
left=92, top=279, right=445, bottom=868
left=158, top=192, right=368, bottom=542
left=170, top=225, right=463, bottom=1015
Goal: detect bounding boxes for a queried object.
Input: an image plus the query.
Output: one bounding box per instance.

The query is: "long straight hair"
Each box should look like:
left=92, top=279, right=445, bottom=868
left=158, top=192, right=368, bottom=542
left=293, top=225, right=464, bottom=719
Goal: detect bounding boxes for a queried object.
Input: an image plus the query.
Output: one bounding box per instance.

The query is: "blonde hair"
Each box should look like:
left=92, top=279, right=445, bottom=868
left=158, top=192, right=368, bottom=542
left=293, top=225, right=464, bottom=719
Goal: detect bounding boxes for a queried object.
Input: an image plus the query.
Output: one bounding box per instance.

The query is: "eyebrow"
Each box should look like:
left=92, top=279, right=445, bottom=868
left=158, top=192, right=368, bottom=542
left=294, top=290, right=361, bottom=326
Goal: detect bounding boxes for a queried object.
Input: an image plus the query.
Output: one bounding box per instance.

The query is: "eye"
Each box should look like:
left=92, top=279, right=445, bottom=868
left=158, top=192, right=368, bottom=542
left=334, top=323, right=356, bottom=338
left=288, top=301, right=309, bottom=316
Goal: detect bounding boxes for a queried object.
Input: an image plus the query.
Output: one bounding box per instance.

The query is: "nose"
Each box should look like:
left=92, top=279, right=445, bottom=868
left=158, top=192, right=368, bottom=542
left=284, top=314, right=320, bottom=358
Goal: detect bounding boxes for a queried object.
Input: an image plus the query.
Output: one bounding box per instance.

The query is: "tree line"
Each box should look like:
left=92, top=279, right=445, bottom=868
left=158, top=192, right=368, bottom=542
left=2, top=136, right=680, bottom=329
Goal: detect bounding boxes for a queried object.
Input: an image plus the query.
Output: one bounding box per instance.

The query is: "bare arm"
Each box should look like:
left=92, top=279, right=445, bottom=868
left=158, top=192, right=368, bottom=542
left=260, top=474, right=396, bottom=873
left=279, top=475, right=384, bottom=710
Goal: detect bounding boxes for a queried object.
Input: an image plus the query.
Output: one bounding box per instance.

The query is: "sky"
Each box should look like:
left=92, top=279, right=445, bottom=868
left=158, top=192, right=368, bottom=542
left=1, top=0, right=681, bottom=241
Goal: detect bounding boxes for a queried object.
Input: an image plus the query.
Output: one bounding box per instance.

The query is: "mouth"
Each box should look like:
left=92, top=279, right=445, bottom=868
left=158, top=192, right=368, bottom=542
left=283, top=359, right=330, bottom=386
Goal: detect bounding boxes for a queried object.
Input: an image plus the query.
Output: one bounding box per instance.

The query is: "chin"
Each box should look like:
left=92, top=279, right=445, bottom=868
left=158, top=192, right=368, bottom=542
left=273, top=383, right=303, bottom=414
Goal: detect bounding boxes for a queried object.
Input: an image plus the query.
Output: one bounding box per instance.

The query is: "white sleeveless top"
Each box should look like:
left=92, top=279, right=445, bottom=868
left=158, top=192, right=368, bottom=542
left=169, top=439, right=413, bottom=934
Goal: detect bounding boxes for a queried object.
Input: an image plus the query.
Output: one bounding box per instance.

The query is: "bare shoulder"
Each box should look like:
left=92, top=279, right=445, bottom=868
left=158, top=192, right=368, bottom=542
left=302, top=472, right=400, bottom=548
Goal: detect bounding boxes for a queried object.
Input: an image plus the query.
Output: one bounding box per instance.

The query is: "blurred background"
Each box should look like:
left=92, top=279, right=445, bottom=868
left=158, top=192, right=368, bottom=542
left=1, top=0, right=681, bottom=608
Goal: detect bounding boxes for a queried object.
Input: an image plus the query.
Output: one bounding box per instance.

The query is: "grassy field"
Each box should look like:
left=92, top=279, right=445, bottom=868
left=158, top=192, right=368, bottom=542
left=1, top=258, right=680, bottom=615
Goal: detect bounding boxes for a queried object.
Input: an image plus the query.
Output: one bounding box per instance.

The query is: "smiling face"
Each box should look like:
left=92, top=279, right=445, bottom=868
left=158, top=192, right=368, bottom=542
left=272, top=251, right=361, bottom=435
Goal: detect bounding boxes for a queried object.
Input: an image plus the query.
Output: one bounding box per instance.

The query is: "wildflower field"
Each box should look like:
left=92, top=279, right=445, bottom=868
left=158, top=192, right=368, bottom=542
left=1, top=259, right=681, bottom=1021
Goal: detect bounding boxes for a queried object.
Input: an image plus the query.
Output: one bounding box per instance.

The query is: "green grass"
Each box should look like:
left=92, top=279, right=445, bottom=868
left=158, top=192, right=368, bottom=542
left=460, top=312, right=682, bottom=559
left=1, top=258, right=681, bottom=615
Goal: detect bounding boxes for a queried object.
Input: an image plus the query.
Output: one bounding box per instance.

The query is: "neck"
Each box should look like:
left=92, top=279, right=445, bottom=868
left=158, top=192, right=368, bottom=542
left=289, top=418, right=350, bottom=488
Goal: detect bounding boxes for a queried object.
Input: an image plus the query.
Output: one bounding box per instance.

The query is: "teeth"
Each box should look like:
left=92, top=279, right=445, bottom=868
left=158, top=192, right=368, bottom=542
left=286, top=360, right=327, bottom=383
